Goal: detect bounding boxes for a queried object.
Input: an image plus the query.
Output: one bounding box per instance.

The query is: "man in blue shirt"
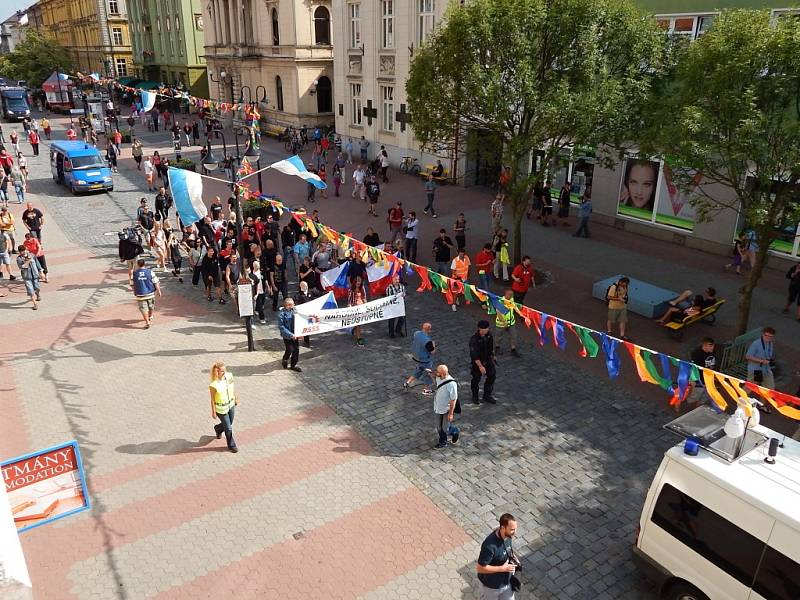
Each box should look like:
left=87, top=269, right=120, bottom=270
left=277, top=297, right=302, bottom=372
left=746, top=326, right=776, bottom=390
left=573, top=187, right=592, bottom=238
left=404, top=322, right=435, bottom=395
left=477, top=513, right=520, bottom=599
left=131, top=258, right=161, bottom=329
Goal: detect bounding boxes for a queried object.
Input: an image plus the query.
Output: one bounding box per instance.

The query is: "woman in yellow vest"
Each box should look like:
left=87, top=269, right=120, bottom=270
left=209, top=361, right=239, bottom=452
left=495, top=288, right=520, bottom=357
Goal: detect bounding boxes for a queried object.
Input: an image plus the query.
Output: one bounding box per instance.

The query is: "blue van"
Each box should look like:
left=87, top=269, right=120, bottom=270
left=50, top=141, right=114, bottom=194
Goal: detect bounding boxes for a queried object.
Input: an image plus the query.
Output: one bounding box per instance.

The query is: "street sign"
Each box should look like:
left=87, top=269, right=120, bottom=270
left=237, top=283, right=253, bottom=317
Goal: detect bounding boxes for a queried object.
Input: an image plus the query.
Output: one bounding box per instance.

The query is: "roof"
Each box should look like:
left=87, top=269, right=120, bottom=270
left=50, top=141, right=102, bottom=156
left=665, top=423, right=800, bottom=532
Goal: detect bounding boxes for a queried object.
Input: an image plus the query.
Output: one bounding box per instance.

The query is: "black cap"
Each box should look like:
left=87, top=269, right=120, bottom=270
left=477, top=320, right=490, bottom=329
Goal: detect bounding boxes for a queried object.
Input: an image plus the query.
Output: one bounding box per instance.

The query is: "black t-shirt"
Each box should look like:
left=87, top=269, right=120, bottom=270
left=271, top=262, right=287, bottom=286
left=691, top=348, right=717, bottom=370
left=22, top=208, right=43, bottom=229
left=363, top=233, right=381, bottom=247
left=469, top=332, right=495, bottom=364
left=477, top=531, right=511, bottom=589
left=262, top=247, right=277, bottom=269
left=433, top=236, right=453, bottom=263
left=348, top=260, right=367, bottom=283
left=138, top=210, right=155, bottom=230
left=299, top=263, right=318, bottom=289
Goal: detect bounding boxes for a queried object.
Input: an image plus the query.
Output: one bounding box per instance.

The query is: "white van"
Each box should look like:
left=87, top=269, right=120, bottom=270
left=633, top=406, right=800, bottom=600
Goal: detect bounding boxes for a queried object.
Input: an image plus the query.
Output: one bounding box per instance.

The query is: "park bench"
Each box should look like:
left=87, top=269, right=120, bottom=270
left=262, top=124, right=284, bottom=139
left=419, top=164, right=449, bottom=184
left=663, top=299, right=726, bottom=341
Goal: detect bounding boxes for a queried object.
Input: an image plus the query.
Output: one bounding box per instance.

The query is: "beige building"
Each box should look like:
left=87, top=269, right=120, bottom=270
left=201, top=0, right=334, bottom=129
left=330, top=0, right=449, bottom=165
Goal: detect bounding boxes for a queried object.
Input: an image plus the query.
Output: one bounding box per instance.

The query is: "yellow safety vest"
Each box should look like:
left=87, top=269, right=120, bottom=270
left=210, top=372, right=235, bottom=414
left=496, top=306, right=516, bottom=328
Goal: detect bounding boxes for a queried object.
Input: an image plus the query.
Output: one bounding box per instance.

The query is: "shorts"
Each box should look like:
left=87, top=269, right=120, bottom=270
left=204, top=270, right=221, bottom=287
left=137, top=297, right=155, bottom=313
left=412, top=360, right=433, bottom=384
left=607, top=307, right=628, bottom=324
left=0, top=252, right=9, bottom=265
left=126, top=259, right=136, bottom=270
left=369, top=196, right=378, bottom=204
left=23, top=277, right=40, bottom=297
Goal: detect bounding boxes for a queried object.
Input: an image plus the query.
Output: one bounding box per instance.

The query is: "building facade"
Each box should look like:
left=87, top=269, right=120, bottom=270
left=0, top=11, right=28, bottom=55
left=127, top=0, right=209, bottom=98
left=201, top=0, right=334, bottom=129
left=35, top=0, right=133, bottom=78
left=330, top=0, right=448, bottom=164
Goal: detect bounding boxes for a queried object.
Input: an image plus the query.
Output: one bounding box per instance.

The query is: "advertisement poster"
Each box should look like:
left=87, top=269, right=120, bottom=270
left=294, top=292, right=406, bottom=337
left=654, top=163, right=701, bottom=231
left=617, top=158, right=660, bottom=222
left=2, top=441, right=90, bottom=533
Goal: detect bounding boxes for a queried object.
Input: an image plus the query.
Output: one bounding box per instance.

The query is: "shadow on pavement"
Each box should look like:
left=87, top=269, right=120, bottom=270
left=116, top=435, right=221, bottom=456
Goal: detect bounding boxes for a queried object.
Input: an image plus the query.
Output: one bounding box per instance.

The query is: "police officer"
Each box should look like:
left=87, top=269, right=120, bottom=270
left=470, top=320, right=496, bottom=404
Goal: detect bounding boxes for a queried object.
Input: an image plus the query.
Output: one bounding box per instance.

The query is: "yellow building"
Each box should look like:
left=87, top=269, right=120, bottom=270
left=36, top=0, right=133, bottom=78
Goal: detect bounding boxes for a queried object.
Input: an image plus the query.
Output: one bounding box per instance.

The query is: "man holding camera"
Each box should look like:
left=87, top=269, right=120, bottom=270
left=746, top=326, right=777, bottom=390
left=477, top=513, right=521, bottom=599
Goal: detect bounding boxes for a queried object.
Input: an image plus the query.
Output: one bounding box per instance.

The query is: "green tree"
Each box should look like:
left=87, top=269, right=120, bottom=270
left=641, top=10, right=800, bottom=335
left=406, top=0, right=665, bottom=263
left=0, top=30, right=73, bottom=88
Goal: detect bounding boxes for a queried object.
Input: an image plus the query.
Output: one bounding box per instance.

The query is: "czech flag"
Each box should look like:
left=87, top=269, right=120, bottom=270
left=168, top=167, right=208, bottom=226
left=320, top=261, right=350, bottom=300
left=269, top=155, right=327, bottom=189
left=367, top=260, right=400, bottom=297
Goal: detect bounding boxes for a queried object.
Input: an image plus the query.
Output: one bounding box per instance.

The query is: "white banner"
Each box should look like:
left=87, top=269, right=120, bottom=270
left=294, top=292, right=406, bottom=337
left=237, top=283, right=253, bottom=317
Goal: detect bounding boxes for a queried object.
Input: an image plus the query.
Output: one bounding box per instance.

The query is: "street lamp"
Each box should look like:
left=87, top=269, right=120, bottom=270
left=201, top=132, right=255, bottom=352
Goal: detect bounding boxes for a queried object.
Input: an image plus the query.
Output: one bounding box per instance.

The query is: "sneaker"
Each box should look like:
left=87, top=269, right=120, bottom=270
left=451, top=304, right=457, bottom=312
left=282, top=360, right=288, bottom=369
left=422, top=388, right=434, bottom=396
left=219, top=298, right=226, bottom=305
left=215, top=428, right=221, bottom=440
left=403, top=381, right=410, bottom=391
left=472, top=395, right=480, bottom=404
left=290, top=366, right=303, bottom=372
left=207, top=295, right=213, bottom=302
left=229, top=447, right=239, bottom=453
left=259, top=319, right=266, bottom=324
left=483, top=396, right=497, bottom=404
left=9, top=275, right=16, bottom=280
left=432, top=214, right=438, bottom=218
left=144, top=323, right=150, bottom=329
left=434, top=442, right=447, bottom=449
left=451, top=431, right=459, bottom=444
left=357, top=338, right=365, bottom=346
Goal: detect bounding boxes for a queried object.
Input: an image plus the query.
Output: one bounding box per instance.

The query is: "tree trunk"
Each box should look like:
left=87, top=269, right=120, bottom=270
left=736, top=239, right=771, bottom=336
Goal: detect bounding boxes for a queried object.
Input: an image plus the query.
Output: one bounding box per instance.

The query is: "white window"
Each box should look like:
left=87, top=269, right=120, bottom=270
left=381, top=0, right=394, bottom=49
left=696, top=16, right=713, bottom=37
left=112, top=27, right=123, bottom=45
left=349, top=3, right=361, bottom=48
left=418, top=0, right=435, bottom=45
left=175, top=16, right=180, bottom=30
left=108, top=0, right=119, bottom=14
left=350, top=83, right=362, bottom=126
left=115, top=58, right=128, bottom=76
left=381, top=86, right=394, bottom=132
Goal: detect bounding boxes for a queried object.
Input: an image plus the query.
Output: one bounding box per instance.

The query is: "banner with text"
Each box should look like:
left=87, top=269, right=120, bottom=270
left=2, top=441, right=91, bottom=533
left=294, top=292, right=406, bottom=337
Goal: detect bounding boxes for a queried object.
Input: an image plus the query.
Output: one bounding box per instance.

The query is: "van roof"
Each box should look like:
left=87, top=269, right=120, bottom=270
left=51, top=141, right=102, bottom=157
left=666, top=424, right=800, bottom=531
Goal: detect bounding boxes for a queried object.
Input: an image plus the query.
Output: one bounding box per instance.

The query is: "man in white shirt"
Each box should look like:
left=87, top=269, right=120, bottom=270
left=352, top=164, right=367, bottom=201
left=433, top=364, right=458, bottom=448
left=404, top=211, right=419, bottom=263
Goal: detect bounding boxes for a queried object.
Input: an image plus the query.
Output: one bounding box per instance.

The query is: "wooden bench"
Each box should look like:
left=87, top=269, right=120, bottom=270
left=419, top=164, right=449, bottom=183
left=262, top=125, right=284, bottom=139
left=663, top=299, right=726, bottom=340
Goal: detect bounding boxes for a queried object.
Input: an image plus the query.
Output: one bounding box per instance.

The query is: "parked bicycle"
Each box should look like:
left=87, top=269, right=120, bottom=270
left=400, top=156, right=421, bottom=175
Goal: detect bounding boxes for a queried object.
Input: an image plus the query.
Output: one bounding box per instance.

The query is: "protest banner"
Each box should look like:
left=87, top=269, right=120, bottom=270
left=2, top=441, right=90, bottom=533
left=294, top=292, right=406, bottom=337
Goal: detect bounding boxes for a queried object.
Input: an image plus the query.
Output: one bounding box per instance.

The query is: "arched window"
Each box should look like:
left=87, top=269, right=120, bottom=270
left=276, top=76, right=284, bottom=111
left=316, top=75, right=332, bottom=113
left=314, top=6, right=330, bottom=45
left=271, top=8, right=280, bottom=46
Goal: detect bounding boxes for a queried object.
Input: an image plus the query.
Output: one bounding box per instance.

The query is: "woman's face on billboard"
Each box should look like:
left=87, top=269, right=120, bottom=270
left=627, top=164, right=656, bottom=208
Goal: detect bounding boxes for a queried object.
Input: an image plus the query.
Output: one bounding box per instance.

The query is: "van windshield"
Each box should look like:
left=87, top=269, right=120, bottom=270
left=71, top=155, right=106, bottom=169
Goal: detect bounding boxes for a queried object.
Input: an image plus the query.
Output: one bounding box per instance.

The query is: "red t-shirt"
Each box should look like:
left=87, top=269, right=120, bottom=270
left=474, top=249, right=494, bottom=272
left=511, top=263, right=533, bottom=293
left=388, top=207, right=403, bottom=226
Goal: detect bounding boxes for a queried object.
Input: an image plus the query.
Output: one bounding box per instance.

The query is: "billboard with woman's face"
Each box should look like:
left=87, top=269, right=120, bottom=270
left=617, top=159, right=660, bottom=221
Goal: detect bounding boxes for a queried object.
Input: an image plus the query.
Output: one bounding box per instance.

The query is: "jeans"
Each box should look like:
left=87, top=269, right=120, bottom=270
left=435, top=261, right=449, bottom=275
left=192, top=265, right=202, bottom=285
left=360, top=148, right=368, bottom=162
left=272, top=283, right=289, bottom=310
left=29, top=228, right=41, bottom=241
left=254, top=293, right=265, bottom=320
left=14, top=185, right=24, bottom=203
left=435, top=413, right=449, bottom=446
left=404, top=238, right=418, bottom=263
left=496, top=324, right=517, bottom=352
left=471, top=364, right=496, bottom=399
left=575, top=217, right=590, bottom=237
left=424, top=193, right=435, bottom=214
left=214, top=407, right=237, bottom=449
left=478, top=271, right=490, bottom=292
left=283, top=338, right=299, bottom=367
left=480, top=583, right=514, bottom=600
left=388, top=316, right=405, bottom=336
left=455, top=235, right=465, bottom=251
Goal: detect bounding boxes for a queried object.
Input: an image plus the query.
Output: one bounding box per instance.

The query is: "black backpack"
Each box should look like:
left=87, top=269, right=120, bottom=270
left=605, top=282, right=628, bottom=305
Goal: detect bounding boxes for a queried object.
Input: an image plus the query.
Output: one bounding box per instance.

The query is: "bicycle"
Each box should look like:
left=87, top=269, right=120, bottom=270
left=400, top=156, right=421, bottom=175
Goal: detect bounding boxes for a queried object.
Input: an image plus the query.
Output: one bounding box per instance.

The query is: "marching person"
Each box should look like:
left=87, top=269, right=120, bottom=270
left=404, top=322, right=436, bottom=395
left=433, top=364, right=459, bottom=449
left=385, top=273, right=406, bottom=338
left=131, top=258, right=162, bottom=329
left=470, top=320, right=497, bottom=404
left=16, top=244, right=41, bottom=309
left=209, top=362, right=239, bottom=453
left=495, top=288, right=521, bottom=357
left=477, top=513, right=521, bottom=600
left=278, top=297, right=303, bottom=371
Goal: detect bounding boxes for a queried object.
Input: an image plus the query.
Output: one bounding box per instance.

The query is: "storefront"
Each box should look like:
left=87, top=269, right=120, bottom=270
left=535, top=144, right=596, bottom=202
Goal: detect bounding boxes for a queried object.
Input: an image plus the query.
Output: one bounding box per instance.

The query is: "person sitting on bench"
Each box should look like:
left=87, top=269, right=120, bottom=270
left=657, top=294, right=704, bottom=325
left=656, top=287, right=717, bottom=325
left=432, top=160, right=444, bottom=178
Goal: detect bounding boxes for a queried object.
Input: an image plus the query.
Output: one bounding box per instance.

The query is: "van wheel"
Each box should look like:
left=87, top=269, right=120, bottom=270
left=665, top=581, right=709, bottom=600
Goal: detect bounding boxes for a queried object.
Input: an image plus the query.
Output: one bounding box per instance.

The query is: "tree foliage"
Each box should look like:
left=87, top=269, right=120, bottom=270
left=640, top=10, right=800, bottom=334
left=0, top=30, right=73, bottom=88
left=406, top=0, right=665, bottom=262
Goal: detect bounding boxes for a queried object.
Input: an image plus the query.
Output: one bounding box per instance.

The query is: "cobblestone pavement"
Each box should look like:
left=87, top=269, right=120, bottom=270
left=3, top=116, right=685, bottom=599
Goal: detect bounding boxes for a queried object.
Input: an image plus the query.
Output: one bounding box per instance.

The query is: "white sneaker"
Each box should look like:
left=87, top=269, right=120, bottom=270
left=451, top=304, right=457, bottom=312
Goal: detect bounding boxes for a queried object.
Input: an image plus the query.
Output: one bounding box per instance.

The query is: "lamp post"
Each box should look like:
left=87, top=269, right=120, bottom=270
left=202, top=131, right=255, bottom=352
